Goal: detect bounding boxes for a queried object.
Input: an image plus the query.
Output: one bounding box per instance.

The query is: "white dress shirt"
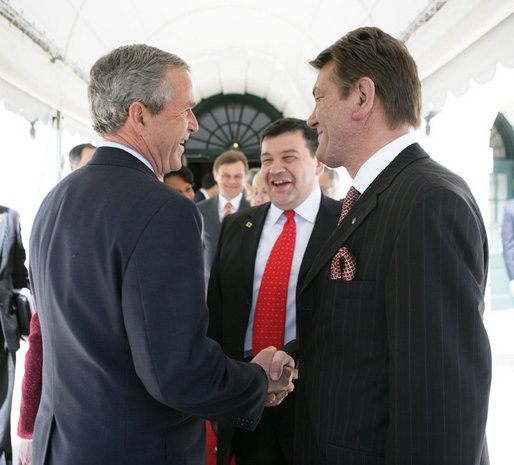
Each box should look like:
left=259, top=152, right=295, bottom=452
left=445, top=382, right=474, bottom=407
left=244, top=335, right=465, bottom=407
left=218, top=192, right=243, bottom=222
left=100, top=141, right=155, bottom=174
left=244, top=187, right=322, bottom=356
left=352, top=133, right=416, bottom=194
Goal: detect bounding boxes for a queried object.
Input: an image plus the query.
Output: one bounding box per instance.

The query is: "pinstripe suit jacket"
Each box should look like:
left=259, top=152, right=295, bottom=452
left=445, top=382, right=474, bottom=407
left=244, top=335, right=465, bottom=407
left=294, top=144, right=491, bottom=465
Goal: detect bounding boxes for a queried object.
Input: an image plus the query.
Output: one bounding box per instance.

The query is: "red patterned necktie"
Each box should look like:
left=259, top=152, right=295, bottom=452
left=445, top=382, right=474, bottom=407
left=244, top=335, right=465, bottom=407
left=252, top=210, right=296, bottom=355
left=330, top=186, right=361, bottom=280
left=223, top=201, right=232, bottom=218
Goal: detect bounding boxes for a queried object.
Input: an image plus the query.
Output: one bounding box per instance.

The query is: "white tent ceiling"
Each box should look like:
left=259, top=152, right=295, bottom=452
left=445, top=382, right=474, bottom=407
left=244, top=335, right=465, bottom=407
left=0, top=0, right=513, bottom=138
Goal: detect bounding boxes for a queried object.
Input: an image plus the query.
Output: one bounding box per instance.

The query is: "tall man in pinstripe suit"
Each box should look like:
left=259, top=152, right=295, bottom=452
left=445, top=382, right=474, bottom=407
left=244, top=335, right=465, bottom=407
left=294, top=27, right=491, bottom=464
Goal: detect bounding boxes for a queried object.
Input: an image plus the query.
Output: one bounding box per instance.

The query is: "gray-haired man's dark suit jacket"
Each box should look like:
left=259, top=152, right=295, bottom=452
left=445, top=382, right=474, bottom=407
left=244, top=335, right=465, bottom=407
left=29, top=147, right=268, bottom=465
left=294, top=143, right=491, bottom=465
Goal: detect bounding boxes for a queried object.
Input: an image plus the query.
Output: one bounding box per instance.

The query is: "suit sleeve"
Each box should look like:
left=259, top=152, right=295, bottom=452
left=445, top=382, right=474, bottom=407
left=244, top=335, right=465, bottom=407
left=121, top=197, right=267, bottom=429
left=18, top=312, right=42, bottom=439
left=501, top=202, right=514, bottom=279
left=206, top=218, right=227, bottom=344
left=385, top=188, right=491, bottom=464
left=12, top=211, right=29, bottom=289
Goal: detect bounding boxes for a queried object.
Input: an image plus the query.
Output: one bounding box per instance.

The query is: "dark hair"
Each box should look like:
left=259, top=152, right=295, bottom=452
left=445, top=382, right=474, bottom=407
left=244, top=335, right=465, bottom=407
left=201, top=172, right=217, bottom=189
left=260, top=118, right=318, bottom=157
left=163, top=166, right=194, bottom=185
left=213, top=150, right=249, bottom=173
left=69, top=143, right=96, bottom=166
left=309, top=27, right=421, bottom=129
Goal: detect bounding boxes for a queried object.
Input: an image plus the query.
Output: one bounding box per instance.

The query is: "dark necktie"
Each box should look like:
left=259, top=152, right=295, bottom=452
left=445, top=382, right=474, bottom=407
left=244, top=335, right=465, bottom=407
left=330, top=187, right=361, bottom=280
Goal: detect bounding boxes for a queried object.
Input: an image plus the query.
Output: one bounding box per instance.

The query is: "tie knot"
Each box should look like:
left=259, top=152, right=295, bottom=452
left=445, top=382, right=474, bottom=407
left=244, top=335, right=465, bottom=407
left=345, top=187, right=360, bottom=207
left=226, top=202, right=232, bottom=209
left=284, top=210, right=295, bottom=222
left=339, top=186, right=361, bottom=224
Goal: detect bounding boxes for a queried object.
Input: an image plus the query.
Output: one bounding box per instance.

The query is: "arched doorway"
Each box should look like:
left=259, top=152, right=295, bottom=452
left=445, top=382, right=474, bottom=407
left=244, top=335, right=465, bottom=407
left=183, top=93, right=282, bottom=186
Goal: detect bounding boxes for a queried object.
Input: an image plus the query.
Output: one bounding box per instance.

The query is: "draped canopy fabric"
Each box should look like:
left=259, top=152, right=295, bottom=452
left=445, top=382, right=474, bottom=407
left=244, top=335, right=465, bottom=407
left=0, top=0, right=513, bottom=137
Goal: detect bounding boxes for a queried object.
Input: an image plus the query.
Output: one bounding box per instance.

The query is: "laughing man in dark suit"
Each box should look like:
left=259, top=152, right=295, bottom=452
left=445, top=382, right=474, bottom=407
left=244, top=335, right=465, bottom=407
left=294, top=27, right=492, bottom=464
left=207, top=118, right=341, bottom=465
left=28, top=44, right=295, bottom=465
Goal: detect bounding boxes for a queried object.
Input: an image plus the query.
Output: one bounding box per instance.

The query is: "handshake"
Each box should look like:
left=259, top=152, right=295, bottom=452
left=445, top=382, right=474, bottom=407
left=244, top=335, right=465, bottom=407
left=250, top=346, right=298, bottom=407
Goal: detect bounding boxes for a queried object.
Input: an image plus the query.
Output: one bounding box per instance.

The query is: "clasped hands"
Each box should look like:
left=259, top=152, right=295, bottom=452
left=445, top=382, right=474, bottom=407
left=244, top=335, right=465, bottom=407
left=250, top=346, right=297, bottom=407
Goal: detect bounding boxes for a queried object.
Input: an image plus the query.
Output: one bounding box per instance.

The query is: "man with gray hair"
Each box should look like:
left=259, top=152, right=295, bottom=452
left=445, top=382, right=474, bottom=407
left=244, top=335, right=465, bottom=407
left=29, top=44, right=295, bottom=465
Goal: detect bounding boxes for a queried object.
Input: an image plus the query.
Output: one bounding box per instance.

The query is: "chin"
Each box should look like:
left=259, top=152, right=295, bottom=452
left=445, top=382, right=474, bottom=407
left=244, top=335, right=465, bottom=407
left=169, top=160, right=182, bottom=172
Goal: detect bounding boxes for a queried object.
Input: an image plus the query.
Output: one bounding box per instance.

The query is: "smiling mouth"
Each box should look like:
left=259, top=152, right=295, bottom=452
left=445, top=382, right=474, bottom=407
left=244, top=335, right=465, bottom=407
left=271, top=180, right=291, bottom=186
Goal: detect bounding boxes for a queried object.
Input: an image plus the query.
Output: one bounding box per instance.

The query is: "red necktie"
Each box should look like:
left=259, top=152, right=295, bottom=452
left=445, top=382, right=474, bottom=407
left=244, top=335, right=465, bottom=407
left=330, top=186, right=361, bottom=280
left=223, top=201, right=232, bottom=218
left=252, top=210, right=296, bottom=355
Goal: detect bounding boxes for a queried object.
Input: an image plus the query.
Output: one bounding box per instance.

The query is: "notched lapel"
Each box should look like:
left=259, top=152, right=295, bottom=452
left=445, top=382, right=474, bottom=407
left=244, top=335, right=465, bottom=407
left=299, top=145, right=427, bottom=294
left=240, top=205, right=269, bottom=297
left=298, top=197, right=341, bottom=290
left=300, top=195, right=378, bottom=293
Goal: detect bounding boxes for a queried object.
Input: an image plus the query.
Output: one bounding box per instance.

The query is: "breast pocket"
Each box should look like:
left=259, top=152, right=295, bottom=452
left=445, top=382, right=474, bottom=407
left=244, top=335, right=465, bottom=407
left=327, top=443, right=385, bottom=465
left=326, top=279, right=376, bottom=300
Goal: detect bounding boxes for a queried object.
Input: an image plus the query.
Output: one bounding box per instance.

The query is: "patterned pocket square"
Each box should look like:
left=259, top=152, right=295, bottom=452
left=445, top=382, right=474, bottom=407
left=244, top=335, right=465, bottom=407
left=330, top=247, right=357, bottom=280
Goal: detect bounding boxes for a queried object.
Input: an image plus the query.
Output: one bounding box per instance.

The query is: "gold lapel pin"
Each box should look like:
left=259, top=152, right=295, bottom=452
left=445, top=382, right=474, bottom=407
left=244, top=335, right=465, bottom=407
left=245, top=221, right=253, bottom=228
left=351, top=217, right=357, bottom=224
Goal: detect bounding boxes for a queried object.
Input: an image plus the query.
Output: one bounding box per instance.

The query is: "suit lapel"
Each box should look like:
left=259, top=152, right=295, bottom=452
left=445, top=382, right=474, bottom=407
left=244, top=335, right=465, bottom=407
left=0, top=208, right=8, bottom=261
left=204, top=196, right=221, bottom=231
left=300, top=145, right=428, bottom=293
left=239, top=196, right=251, bottom=211
left=239, top=205, right=270, bottom=298
left=297, top=196, right=341, bottom=291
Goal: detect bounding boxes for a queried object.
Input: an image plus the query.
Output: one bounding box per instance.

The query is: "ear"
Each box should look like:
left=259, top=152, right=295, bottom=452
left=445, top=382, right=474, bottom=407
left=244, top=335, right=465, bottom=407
left=127, top=101, right=148, bottom=134
left=314, top=158, right=324, bottom=177
left=351, top=77, right=375, bottom=121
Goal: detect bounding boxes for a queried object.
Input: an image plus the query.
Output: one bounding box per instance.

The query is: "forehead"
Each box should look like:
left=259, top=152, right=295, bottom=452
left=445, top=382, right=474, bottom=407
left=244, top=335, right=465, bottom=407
left=217, top=161, right=246, bottom=174
left=313, top=61, right=336, bottom=93
left=165, top=175, right=189, bottom=186
left=167, top=68, right=195, bottom=104
left=261, top=131, right=309, bottom=155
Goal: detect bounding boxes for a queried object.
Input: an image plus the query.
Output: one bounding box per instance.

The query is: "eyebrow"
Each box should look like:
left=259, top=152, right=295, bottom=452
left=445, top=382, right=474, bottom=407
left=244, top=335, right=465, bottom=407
left=261, top=149, right=299, bottom=157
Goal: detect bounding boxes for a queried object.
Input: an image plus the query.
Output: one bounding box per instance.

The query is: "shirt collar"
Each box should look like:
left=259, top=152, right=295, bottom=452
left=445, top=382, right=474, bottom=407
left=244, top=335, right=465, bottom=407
left=219, top=192, right=243, bottom=210
left=353, top=133, right=416, bottom=194
left=267, top=186, right=322, bottom=226
left=100, top=141, right=155, bottom=174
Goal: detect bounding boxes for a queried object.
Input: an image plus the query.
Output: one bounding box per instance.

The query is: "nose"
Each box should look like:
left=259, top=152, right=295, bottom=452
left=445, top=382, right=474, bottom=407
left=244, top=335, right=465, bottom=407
left=269, top=159, right=285, bottom=174
left=189, top=109, right=199, bottom=133
left=307, top=107, right=318, bottom=128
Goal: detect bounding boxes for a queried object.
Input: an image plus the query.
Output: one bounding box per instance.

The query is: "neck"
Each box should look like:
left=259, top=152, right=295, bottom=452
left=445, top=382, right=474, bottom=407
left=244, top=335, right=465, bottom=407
left=104, top=129, right=161, bottom=175
left=347, top=126, right=410, bottom=178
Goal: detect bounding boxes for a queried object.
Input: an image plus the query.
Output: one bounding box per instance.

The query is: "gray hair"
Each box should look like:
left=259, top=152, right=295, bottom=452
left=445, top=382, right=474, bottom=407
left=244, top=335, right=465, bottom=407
left=88, top=44, right=190, bottom=136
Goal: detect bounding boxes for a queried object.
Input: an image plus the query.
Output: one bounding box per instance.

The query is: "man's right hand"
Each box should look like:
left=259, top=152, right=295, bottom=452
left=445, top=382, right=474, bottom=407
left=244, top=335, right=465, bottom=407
left=250, top=346, right=297, bottom=406
left=17, top=438, right=32, bottom=465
